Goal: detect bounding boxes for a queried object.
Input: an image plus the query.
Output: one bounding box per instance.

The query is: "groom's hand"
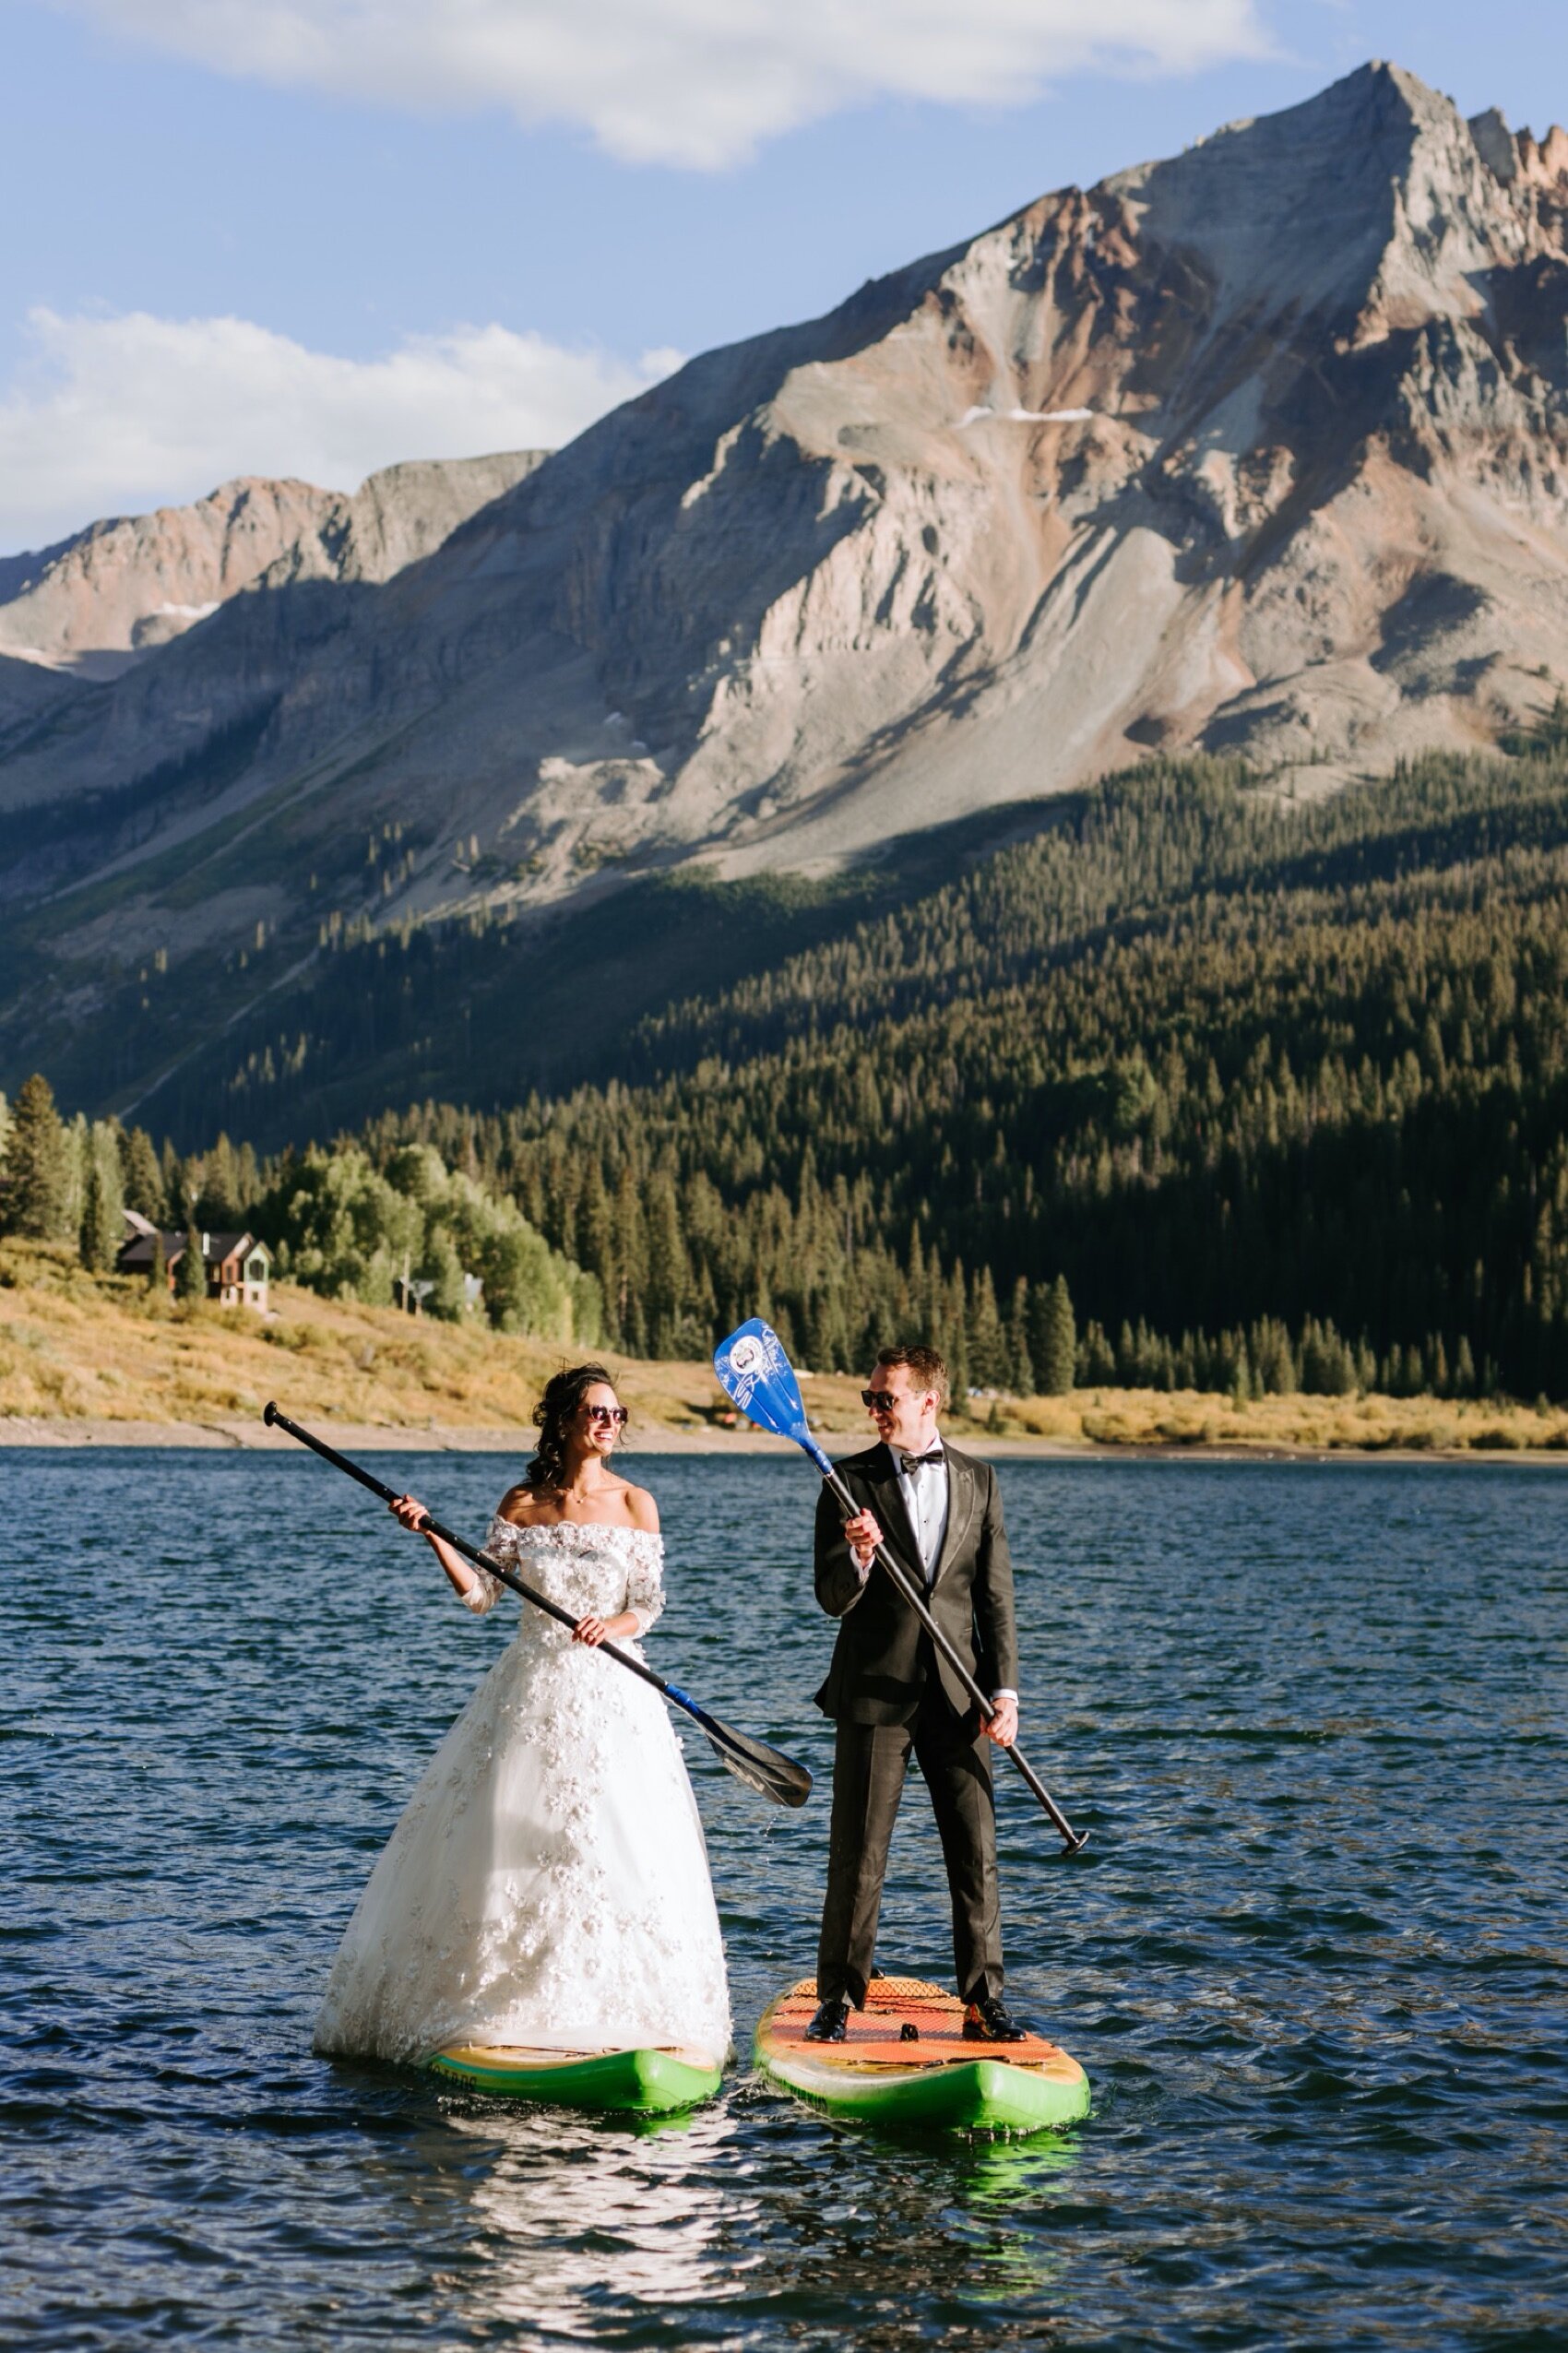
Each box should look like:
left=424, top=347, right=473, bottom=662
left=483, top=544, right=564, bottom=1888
left=843, top=1508, right=883, bottom=1568
left=983, top=1695, right=1019, bottom=1747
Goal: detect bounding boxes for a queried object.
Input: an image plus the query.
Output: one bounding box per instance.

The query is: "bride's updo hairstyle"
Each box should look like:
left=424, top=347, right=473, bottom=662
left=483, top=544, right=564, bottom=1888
left=525, top=1361, right=622, bottom=1494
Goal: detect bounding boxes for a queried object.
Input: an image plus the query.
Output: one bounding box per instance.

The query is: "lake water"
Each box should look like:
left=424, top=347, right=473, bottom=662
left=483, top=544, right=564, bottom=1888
left=4, top=1447, right=1566, bottom=2350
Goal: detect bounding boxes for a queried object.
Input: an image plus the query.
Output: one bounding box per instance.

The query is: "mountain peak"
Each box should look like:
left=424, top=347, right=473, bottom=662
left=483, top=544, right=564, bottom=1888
left=8, top=61, right=1568, bottom=1116
left=0, top=449, right=548, bottom=681
left=1093, top=61, right=1556, bottom=349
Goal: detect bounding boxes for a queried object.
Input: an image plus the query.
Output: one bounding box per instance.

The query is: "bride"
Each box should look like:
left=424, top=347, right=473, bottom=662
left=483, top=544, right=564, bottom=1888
left=313, top=1364, right=731, bottom=2066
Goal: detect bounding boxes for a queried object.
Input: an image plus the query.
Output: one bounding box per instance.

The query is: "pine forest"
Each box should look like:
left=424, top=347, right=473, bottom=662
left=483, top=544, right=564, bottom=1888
left=9, top=740, right=1568, bottom=1403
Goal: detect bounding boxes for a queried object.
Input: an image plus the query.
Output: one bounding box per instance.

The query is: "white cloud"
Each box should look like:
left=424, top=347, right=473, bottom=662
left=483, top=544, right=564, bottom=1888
left=62, top=0, right=1275, bottom=169
left=0, top=308, right=682, bottom=551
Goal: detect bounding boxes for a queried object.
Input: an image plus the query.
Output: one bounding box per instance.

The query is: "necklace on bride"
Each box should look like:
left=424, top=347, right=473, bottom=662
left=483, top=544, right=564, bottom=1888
left=560, top=1476, right=612, bottom=1510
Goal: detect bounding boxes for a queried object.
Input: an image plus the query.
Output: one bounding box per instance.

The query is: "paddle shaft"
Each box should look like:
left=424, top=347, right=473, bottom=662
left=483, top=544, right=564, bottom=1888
left=821, top=1465, right=1087, bottom=1855
left=262, top=1401, right=675, bottom=1703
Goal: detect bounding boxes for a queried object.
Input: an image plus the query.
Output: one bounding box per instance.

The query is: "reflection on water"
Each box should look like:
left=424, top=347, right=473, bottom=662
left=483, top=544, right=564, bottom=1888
left=5, top=1450, right=1567, bottom=2349
left=364, top=2089, right=1079, bottom=2346
left=445, top=2101, right=760, bottom=2334
left=957, top=2130, right=1082, bottom=2306
left=727, top=2105, right=1084, bottom=2351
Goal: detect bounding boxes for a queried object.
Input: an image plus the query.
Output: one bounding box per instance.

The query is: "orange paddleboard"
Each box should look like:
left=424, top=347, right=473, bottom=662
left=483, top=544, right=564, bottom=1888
left=754, top=1974, right=1090, bottom=2134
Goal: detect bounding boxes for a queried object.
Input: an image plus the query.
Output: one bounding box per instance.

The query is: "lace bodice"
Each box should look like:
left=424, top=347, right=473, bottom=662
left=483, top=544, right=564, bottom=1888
left=464, top=1516, right=665, bottom=1638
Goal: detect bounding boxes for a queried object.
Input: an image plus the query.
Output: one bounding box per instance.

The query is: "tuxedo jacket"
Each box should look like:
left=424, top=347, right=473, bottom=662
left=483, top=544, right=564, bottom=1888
left=813, top=1441, right=1019, bottom=1728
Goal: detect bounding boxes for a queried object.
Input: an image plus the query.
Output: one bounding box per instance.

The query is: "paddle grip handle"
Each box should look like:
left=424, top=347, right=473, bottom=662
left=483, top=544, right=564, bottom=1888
left=262, top=1399, right=671, bottom=1698
left=822, top=1465, right=1087, bottom=1856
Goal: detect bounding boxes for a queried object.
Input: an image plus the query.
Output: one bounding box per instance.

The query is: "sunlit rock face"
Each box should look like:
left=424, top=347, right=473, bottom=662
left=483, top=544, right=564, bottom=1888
left=6, top=62, right=1568, bottom=927
left=0, top=453, right=548, bottom=682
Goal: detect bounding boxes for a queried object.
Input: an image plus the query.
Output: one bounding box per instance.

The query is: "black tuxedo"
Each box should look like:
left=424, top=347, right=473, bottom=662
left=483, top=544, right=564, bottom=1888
left=812, top=1441, right=1019, bottom=2007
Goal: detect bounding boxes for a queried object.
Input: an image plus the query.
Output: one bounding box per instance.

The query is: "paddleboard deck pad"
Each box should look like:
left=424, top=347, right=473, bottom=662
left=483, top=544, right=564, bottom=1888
left=427, top=2042, right=722, bottom=2112
left=755, top=1976, right=1089, bottom=2134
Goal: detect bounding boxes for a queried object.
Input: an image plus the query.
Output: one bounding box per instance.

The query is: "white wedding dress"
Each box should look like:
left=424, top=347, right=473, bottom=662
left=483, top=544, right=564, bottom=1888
left=314, top=1518, right=731, bottom=2066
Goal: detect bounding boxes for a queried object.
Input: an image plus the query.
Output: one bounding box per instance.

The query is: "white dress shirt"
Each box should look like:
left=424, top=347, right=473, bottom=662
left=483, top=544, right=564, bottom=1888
left=894, top=1440, right=949, bottom=1580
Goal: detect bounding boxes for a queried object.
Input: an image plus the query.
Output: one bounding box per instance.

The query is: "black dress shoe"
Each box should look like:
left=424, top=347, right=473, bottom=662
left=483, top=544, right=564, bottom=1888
left=961, top=1992, right=1028, bottom=2042
left=805, top=1995, right=851, bottom=2042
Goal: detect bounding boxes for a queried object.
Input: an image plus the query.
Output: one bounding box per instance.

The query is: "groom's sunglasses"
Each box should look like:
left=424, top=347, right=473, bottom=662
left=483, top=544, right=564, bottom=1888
left=584, top=1404, right=629, bottom=1426
left=861, top=1390, right=900, bottom=1412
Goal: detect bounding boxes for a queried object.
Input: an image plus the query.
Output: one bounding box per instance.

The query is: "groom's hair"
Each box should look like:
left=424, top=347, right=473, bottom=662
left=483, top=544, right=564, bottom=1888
left=874, top=1344, right=949, bottom=1410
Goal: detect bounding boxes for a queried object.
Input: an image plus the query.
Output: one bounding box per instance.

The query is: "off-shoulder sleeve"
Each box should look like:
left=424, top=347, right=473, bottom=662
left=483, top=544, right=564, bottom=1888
left=624, top=1532, right=665, bottom=1637
left=456, top=1515, right=514, bottom=1615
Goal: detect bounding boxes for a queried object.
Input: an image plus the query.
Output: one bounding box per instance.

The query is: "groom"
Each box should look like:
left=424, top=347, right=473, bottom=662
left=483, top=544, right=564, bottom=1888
left=806, top=1343, right=1028, bottom=2044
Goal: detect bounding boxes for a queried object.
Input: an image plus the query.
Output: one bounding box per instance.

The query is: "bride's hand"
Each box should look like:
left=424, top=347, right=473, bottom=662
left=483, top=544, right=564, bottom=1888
left=573, top=1614, right=608, bottom=1646
left=390, top=1493, right=431, bottom=1534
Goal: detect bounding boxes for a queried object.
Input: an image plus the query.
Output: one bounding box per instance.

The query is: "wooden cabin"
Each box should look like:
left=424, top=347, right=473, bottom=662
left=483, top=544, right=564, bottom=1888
left=118, top=1212, right=271, bottom=1309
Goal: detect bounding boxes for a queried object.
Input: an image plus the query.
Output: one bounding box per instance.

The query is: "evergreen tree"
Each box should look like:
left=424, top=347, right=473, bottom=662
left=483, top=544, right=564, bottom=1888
left=942, top=1262, right=969, bottom=1406
left=148, top=1231, right=167, bottom=1295
left=967, top=1265, right=1007, bottom=1389
left=0, top=1074, right=70, bottom=1241
left=1005, top=1277, right=1035, bottom=1396
left=1075, top=1319, right=1116, bottom=1386
left=194, top=1132, right=257, bottom=1225
left=121, top=1125, right=167, bottom=1223
left=61, top=1112, right=91, bottom=1244
left=1039, top=1276, right=1076, bottom=1396
left=79, top=1153, right=119, bottom=1273
left=576, top=1162, right=616, bottom=1338
left=1229, top=1341, right=1256, bottom=1406
left=175, top=1219, right=208, bottom=1301
left=644, top=1168, right=690, bottom=1357
left=612, top=1164, right=647, bottom=1354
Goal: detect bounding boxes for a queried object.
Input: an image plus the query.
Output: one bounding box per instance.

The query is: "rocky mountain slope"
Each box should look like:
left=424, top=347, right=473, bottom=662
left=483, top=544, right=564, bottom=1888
left=0, top=450, right=546, bottom=683
left=6, top=61, right=1568, bottom=1123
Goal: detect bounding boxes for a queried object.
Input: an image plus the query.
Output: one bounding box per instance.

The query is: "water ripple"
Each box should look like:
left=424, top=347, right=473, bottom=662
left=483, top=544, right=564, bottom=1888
left=4, top=1451, right=1566, bottom=2348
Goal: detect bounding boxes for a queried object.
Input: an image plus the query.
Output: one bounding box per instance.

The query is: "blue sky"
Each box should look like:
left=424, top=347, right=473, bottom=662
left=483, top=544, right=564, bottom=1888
left=2, top=0, right=1564, bottom=552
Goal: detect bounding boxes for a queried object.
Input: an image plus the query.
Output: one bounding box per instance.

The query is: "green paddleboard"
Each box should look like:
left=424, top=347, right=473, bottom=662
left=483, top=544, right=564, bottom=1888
left=755, top=1975, right=1090, bottom=2135
left=427, top=2040, right=722, bottom=2113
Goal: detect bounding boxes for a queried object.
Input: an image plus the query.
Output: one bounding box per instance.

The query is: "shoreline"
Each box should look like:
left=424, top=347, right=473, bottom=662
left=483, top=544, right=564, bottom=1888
left=7, top=1251, right=1565, bottom=1466
left=4, top=1413, right=1565, bottom=1466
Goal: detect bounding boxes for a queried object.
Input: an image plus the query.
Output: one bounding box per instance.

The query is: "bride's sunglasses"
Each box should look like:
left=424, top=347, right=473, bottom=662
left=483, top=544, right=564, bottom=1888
left=583, top=1403, right=629, bottom=1426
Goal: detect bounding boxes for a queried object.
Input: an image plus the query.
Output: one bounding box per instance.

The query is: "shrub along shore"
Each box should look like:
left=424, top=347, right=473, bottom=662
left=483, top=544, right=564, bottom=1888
left=4, top=1242, right=1565, bottom=1458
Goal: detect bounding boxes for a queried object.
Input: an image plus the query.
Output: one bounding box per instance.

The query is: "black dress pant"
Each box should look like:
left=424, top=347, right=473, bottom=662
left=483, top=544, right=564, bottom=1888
left=816, top=1680, right=1003, bottom=2008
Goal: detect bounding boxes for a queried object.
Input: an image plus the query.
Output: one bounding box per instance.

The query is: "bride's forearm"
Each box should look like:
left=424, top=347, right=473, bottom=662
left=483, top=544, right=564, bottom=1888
left=426, top=1530, right=480, bottom=1595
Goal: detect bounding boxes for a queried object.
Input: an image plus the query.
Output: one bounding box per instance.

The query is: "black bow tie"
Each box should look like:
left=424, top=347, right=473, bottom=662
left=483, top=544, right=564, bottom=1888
left=899, top=1449, right=944, bottom=1474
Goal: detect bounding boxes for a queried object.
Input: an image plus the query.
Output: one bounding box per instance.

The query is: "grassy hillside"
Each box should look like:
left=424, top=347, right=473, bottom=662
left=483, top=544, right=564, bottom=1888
left=6, top=1242, right=1567, bottom=1456
left=0, top=1241, right=729, bottom=1437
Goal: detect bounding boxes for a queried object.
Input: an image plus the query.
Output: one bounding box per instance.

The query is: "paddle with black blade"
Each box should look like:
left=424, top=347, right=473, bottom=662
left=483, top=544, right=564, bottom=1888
left=262, top=1400, right=812, bottom=1809
left=710, top=1321, right=1087, bottom=1854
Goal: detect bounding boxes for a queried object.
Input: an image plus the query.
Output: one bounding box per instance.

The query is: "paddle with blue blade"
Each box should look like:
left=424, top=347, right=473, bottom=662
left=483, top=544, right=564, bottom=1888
left=712, top=1320, right=1087, bottom=1853
left=263, top=1400, right=811, bottom=1809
